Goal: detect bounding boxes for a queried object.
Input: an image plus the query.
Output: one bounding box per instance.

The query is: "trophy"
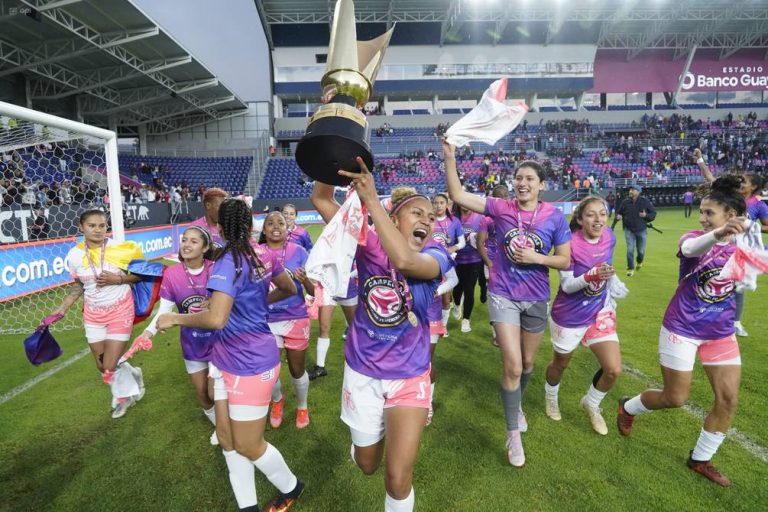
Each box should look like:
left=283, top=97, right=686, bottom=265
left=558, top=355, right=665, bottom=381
left=295, top=0, right=394, bottom=185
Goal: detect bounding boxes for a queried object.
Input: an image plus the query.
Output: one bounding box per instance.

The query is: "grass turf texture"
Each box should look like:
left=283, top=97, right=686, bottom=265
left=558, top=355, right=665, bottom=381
left=1, top=207, right=767, bottom=511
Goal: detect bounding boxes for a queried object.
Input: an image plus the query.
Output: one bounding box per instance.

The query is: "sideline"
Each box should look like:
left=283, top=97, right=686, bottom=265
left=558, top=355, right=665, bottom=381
left=622, top=363, right=768, bottom=463
left=0, top=348, right=90, bottom=406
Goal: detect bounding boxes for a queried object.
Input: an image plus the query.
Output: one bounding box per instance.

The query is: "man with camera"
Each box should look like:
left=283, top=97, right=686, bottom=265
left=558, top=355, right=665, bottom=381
left=615, top=184, right=656, bottom=276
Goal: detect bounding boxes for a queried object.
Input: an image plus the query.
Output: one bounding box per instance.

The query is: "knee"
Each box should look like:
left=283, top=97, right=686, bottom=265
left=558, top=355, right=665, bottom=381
left=716, top=392, right=739, bottom=413
left=664, top=390, right=689, bottom=408
left=385, top=468, right=413, bottom=497
left=358, top=460, right=379, bottom=476
left=502, top=363, right=522, bottom=382
left=522, top=357, right=536, bottom=373
left=602, top=365, right=621, bottom=383
left=233, top=437, right=266, bottom=460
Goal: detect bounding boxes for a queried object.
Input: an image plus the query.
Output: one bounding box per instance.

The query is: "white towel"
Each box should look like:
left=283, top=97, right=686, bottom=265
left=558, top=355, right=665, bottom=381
left=305, top=191, right=367, bottom=304
left=445, top=78, right=528, bottom=148
left=603, top=275, right=629, bottom=312
left=720, top=220, right=768, bottom=292
left=110, top=361, right=141, bottom=399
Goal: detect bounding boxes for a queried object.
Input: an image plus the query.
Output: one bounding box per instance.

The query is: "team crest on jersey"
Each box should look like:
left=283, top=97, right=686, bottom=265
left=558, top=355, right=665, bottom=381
left=181, top=294, right=207, bottom=314
left=432, top=232, right=450, bottom=247
left=503, top=228, right=544, bottom=262
left=362, top=275, right=407, bottom=327
left=583, top=280, right=606, bottom=298
left=695, top=267, right=734, bottom=304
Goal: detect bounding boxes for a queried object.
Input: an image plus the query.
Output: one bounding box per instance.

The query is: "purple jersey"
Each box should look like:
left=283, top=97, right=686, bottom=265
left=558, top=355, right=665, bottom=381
left=347, top=230, right=453, bottom=379
left=208, top=248, right=283, bottom=375
left=551, top=229, right=616, bottom=328
left=431, top=215, right=463, bottom=249
left=190, top=217, right=224, bottom=248
left=662, top=230, right=737, bottom=339
left=264, top=241, right=309, bottom=322
left=683, top=191, right=694, bottom=205
left=287, top=225, right=313, bottom=251
left=485, top=198, right=571, bottom=301
left=479, top=216, right=498, bottom=262
left=746, top=196, right=768, bottom=222
left=160, top=260, right=216, bottom=361
left=455, top=211, right=484, bottom=264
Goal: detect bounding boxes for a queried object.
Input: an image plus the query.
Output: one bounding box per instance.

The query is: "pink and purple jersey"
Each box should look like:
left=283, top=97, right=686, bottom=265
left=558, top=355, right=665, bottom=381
left=479, top=216, right=498, bottom=262
left=663, top=230, right=737, bottom=339
left=683, top=191, right=695, bottom=205
left=190, top=217, right=224, bottom=248
left=551, top=229, right=616, bottom=328
left=287, top=225, right=313, bottom=251
left=346, top=230, right=453, bottom=379
left=207, top=248, right=283, bottom=376
left=432, top=215, right=463, bottom=249
left=484, top=198, right=571, bottom=302
left=746, top=196, right=768, bottom=222
left=263, top=241, right=309, bottom=322
left=455, top=211, right=484, bottom=264
left=160, top=260, right=216, bottom=362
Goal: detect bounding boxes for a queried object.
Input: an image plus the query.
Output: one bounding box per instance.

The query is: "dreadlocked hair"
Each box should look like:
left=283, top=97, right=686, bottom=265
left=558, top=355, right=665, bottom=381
left=705, top=175, right=746, bottom=216
left=215, top=198, right=264, bottom=280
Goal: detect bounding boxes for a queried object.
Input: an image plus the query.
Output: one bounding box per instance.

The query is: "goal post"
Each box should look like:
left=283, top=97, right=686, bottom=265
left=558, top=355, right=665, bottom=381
left=0, top=101, right=124, bottom=334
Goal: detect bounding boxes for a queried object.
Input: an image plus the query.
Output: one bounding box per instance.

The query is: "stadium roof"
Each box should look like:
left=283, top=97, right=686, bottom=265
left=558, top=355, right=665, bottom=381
left=261, top=0, right=768, bottom=60
left=0, top=0, right=249, bottom=136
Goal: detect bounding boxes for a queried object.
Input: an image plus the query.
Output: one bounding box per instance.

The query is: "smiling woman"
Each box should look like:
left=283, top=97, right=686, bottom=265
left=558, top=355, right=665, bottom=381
left=311, top=158, right=454, bottom=512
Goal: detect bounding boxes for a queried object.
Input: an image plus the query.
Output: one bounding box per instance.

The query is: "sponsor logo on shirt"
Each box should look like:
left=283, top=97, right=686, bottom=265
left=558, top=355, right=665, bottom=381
left=181, top=294, right=207, bottom=314
left=584, top=280, right=607, bottom=298
left=696, top=267, right=734, bottom=304
left=432, top=232, right=450, bottom=246
left=362, top=275, right=407, bottom=328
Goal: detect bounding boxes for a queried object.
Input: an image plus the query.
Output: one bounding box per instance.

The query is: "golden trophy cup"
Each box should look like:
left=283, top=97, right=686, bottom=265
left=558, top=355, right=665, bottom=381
left=295, top=0, right=394, bottom=185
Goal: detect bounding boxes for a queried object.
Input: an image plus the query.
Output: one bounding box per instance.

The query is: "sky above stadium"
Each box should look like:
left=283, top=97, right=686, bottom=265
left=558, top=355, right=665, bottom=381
left=130, top=0, right=271, bottom=103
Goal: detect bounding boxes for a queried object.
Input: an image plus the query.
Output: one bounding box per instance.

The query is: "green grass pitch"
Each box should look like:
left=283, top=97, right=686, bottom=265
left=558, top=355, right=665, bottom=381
left=1, top=207, right=767, bottom=511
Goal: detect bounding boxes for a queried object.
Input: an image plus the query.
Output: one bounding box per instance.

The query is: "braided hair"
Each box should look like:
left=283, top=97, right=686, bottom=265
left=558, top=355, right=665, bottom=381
left=215, top=198, right=264, bottom=280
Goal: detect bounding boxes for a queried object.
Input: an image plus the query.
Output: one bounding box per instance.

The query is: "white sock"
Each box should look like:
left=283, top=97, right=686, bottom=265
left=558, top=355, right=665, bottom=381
left=624, top=395, right=650, bottom=416
left=272, top=378, right=283, bottom=403
left=292, top=372, right=309, bottom=410
left=691, top=429, right=726, bottom=461
left=430, top=382, right=435, bottom=400
left=222, top=449, right=257, bottom=509
left=385, top=488, right=415, bottom=512
left=316, top=337, right=330, bottom=367
left=584, top=384, right=608, bottom=409
left=441, top=309, right=450, bottom=327
left=203, top=405, right=216, bottom=425
left=252, top=443, right=297, bottom=494
left=544, top=381, right=560, bottom=398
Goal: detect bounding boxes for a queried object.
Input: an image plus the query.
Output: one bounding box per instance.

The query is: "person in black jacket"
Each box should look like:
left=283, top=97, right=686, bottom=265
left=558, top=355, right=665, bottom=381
left=615, top=184, right=656, bottom=276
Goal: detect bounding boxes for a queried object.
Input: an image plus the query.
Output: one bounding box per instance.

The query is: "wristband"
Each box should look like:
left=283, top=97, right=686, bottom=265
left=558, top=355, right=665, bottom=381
left=583, top=267, right=603, bottom=283
left=696, top=158, right=705, bottom=165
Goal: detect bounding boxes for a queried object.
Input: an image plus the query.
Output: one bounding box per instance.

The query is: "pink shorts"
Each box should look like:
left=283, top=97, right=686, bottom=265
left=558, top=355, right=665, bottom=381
left=269, top=318, right=310, bottom=351
left=210, top=362, right=281, bottom=406
left=429, top=319, right=447, bottom=337
left=658, top=326, right=741, bottom=372
left=549, top=311, right=619, bottom=354
left=341, top=363, right=432, bottom=439
left=84, top=293, right=134, bottom=343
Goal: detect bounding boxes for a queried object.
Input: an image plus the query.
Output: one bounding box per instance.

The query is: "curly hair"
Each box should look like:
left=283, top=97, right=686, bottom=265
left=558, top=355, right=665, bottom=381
left=215, top=198, right=264, bottom=279
left=705, top=175, right=746, bottom=216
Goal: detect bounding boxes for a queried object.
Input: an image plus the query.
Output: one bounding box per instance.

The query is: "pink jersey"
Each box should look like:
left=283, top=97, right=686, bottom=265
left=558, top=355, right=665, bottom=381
left=455, top=211, right=484, bottom=264
left=159, top=260, right=215, bottom=361
left=431, top=215, right=463, bottom=249
left=346, top=230, right=453, bottom=379
left=286, top=225, right=313, bottom=251
left=551, top=229, right=616, bottom=328
left=663, top=230, right=737, bottom=339
left=478, top=216, right=497, bottom=262
left=484, top=198, right=571, bottom=301
left=190, top=217, right=224, bottom=248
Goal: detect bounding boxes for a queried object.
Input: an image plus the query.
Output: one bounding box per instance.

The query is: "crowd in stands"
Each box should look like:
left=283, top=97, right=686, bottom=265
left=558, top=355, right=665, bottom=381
left=374, top=123, right=394, bottom=137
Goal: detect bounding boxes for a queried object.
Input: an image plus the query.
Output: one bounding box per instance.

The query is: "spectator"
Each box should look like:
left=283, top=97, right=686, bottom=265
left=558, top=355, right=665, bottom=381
left=29, top=208, right=49, bottom=240
left=615, top=184, right=656, bottom=277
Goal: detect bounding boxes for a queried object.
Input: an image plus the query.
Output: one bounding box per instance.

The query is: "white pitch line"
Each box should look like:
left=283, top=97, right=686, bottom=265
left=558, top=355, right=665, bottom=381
left=622, top=363, right=768, bottom=463
left=0, top=348, right=90, bottom=406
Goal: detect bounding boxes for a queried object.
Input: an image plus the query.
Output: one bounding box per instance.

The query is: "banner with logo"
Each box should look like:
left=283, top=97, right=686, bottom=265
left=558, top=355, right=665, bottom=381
left=0, top=224, right=182, bottom=302
left=591, top=49, right=768, bottom=93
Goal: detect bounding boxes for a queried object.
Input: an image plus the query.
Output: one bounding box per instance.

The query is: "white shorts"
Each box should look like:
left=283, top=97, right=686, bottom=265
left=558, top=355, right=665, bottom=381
left=658, top=326, right=741, bottom=372
left=184, top=359, right=209, bottom=374
left=341, top=363, right=431, bottom=446
left=337, top=296, right=358, bottom=307
left=550, top=312, right=619, bottom=354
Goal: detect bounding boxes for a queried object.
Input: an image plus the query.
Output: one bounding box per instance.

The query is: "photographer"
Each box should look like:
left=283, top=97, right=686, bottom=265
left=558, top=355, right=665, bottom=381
left=615, top=184, right=656, bottom=276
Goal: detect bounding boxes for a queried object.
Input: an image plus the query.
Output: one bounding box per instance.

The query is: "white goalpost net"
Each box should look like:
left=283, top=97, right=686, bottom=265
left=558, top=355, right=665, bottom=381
left=0, top=102, right=124, bottom=334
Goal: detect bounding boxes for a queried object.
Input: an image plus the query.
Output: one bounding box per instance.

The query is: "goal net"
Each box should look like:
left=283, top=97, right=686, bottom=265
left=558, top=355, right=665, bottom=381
left=0, top=102, right=124, bottom=334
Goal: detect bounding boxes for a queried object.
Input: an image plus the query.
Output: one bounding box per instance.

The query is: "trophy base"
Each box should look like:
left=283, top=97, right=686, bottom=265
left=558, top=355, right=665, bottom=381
left=296, top=104, right=373, bottom=186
